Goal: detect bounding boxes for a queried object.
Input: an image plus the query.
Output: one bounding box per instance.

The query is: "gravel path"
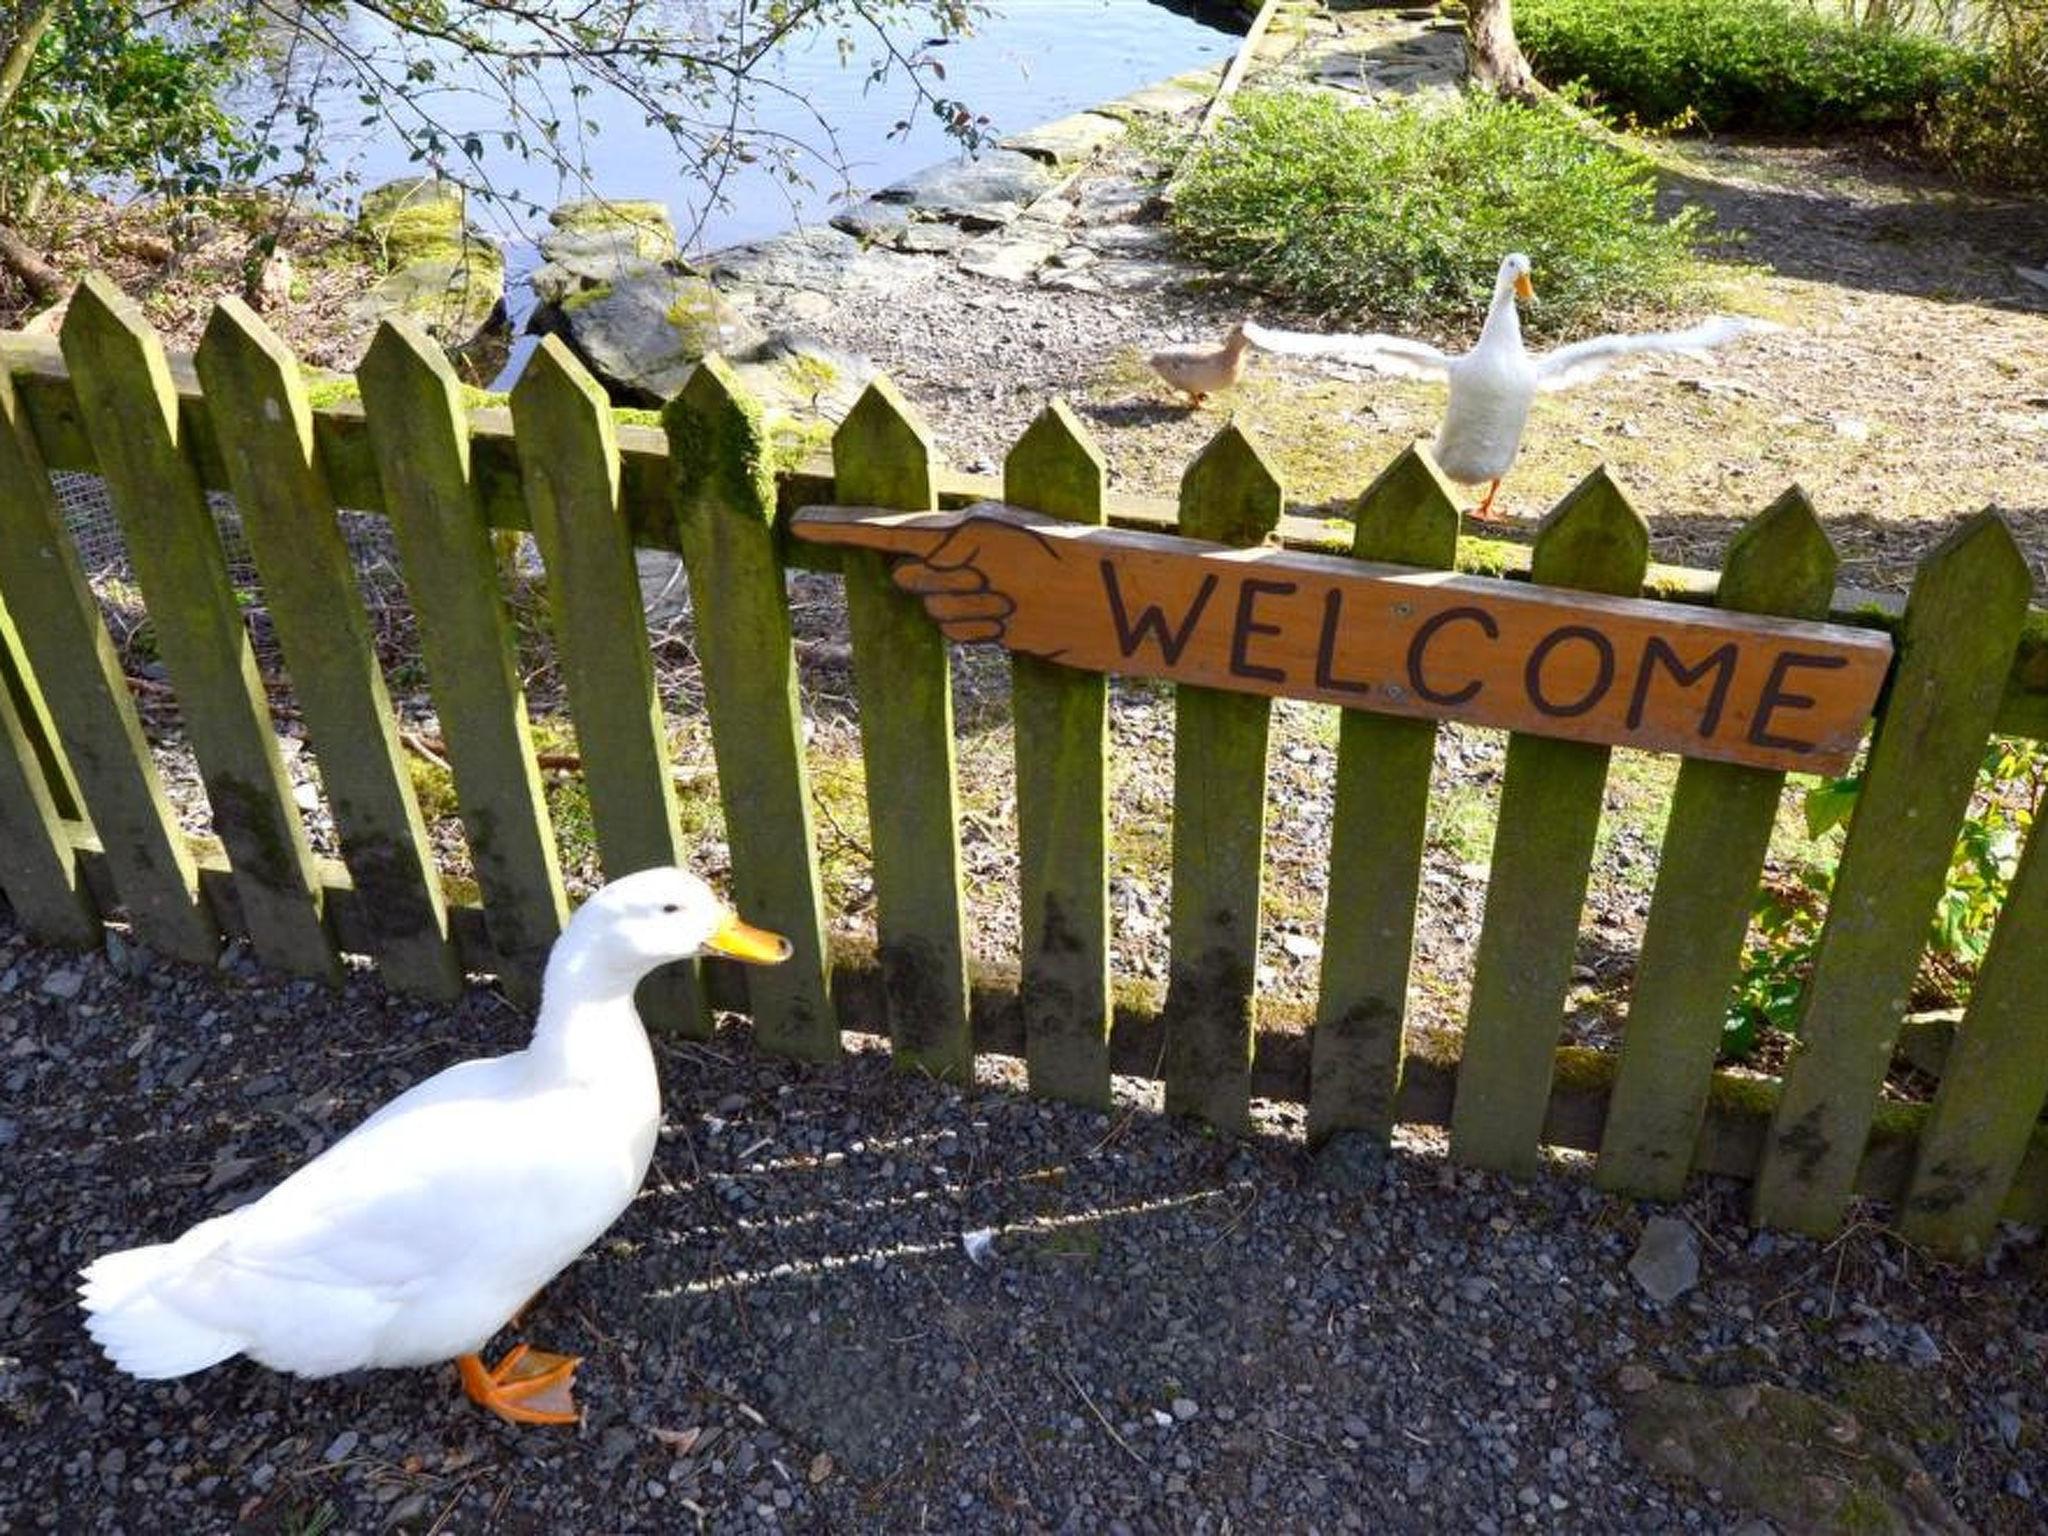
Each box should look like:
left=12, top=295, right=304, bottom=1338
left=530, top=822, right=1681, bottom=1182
left=4, top=913, right=2044, bottom=1533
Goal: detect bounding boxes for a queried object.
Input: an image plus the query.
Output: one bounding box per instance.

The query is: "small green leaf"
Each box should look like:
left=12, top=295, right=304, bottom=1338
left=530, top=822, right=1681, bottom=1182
left=1802, top=775, right=1861, bottom=838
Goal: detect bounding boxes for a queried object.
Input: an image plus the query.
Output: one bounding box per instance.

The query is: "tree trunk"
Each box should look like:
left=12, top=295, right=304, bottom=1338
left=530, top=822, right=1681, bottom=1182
left=1465, top=0, right=1539, bottom=101
left=0, top=0, right=65, bottom=120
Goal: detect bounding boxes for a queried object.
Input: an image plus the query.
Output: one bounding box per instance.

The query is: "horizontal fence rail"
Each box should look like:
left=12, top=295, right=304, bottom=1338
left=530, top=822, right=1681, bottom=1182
left=2, top=287, right=2046, bottom=1262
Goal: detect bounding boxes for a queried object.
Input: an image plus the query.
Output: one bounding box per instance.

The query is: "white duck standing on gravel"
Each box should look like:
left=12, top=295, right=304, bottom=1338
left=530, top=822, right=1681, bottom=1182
left=80, top=867, right=792, bottom=1426
left=1245, top=253, right=1775, bottom=520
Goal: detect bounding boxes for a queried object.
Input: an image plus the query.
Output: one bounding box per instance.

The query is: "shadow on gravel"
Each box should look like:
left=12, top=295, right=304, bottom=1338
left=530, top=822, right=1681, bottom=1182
left=1652, top=142, right=2048, bottom=314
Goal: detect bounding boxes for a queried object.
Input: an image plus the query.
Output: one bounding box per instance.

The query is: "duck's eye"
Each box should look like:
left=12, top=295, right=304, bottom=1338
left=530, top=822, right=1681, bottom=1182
left=662, top=903, right=680, bottom=914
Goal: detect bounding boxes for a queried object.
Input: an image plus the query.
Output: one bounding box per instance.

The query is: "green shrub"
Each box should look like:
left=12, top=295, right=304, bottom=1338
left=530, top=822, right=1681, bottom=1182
left=1724, top=738, right=2043, bottom=1059
left=1517, top=0, right=1985, bottom=134
left=1925, top=2, right=2048, bottom=191
left=1167, top=89, right=1706, bottom=336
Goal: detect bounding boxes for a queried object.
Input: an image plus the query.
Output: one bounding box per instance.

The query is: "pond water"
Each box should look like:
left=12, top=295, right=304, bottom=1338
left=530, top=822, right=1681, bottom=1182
left=288, top=0, right=1241, bottom=258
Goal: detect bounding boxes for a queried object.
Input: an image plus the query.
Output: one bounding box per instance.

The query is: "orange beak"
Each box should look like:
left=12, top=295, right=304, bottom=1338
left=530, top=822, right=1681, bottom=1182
left=1513, top=271, right=1535, bottom=301
left=704, top=912, right=793, bottom=965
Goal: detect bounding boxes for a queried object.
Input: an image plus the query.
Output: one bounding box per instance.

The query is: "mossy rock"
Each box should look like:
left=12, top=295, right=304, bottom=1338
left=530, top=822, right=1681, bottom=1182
left=353, top=177, right=505, bottom=345
left=726, top=332, right=876, bottom=428
left=548, top=270, right=764, bottom=404
left=531, top=200, right=682, bottom=306
left=550, top=199, right=674, bottom=239
left=358, top=176, right=461, bottom=229
left=352, top=254, right=505, bottom=347
left=1621, top=1378, right=1970, bottom=1534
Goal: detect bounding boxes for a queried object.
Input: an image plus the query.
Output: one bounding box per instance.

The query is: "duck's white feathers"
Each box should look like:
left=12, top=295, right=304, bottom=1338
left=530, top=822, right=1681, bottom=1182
left=1243, top=271, right=1775, bottom=488
left=82, top=1014, right=659, bottom=1378
left=1238, top=321, right=1451, bottom=381
left=1533, top=315, right=1772, bottom=393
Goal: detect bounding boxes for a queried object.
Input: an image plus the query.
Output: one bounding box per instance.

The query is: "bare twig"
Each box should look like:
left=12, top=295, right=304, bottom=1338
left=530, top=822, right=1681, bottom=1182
left=1061, top=1368, right=1148, bottom=1470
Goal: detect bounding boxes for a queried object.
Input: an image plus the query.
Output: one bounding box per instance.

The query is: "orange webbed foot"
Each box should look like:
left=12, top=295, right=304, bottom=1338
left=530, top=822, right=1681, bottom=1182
left=457, top=1344, right=583, bottom=1426
left=1467, top=478, right=1506, bottom=524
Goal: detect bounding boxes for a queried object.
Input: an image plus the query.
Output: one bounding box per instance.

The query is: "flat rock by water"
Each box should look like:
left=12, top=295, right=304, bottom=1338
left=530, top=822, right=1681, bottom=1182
left=869, top=148, right=1063, bottom=230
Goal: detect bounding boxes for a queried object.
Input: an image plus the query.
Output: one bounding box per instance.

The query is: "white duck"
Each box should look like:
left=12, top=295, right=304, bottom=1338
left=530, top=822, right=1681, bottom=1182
left=80, top=867, right=792, bottom=1426
left=1244, top=253, right=1773, bottom=519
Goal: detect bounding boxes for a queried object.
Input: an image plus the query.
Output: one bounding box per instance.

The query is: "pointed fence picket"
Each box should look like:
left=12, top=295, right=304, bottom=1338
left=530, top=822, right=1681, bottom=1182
left=669, top=358, right=838, bottom=1061
left=1309, top=447, right=1460, bottom=1146
left=4, top=283, right=2047, bottom=1258
left=1596, top=491, right=1839, bottom=1199
left=359, top=321, right=567, bottom=1004
left=833, top=380, right=974, bottom=1082
left=0, top=360, right=219, bottom=963
left=1752, top=513, right=2031, bottom=1235
left=1004, top=402, right=1114, bottom=1110
left=512, top=337, right=705, bottom=1035
left=196, top=300, right=462, bottom=1001
left=62, top=276, right=336, bottom=981
left=1160, top=425, right=1285, bottom=1135
left=1451, top=470, right=1650, bottom=1174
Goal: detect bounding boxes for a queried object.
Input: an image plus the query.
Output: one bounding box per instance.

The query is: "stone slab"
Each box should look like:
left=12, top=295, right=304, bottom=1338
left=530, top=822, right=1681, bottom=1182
left=870, top=149, right=1063, bottom=230
left=1002, top=111, right=1128, bottom=166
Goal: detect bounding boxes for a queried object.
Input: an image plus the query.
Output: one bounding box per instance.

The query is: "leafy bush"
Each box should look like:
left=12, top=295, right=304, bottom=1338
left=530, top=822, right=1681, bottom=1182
left=1167, top=89, right=1706, bottom=336
left=1925, top=1, right=2048, bottom=191
left=1516, top=0, right=1986, bottom=134
left=1725, top=738, right=2043, bottom=1058
left=0, top=0, right=260, bottom=217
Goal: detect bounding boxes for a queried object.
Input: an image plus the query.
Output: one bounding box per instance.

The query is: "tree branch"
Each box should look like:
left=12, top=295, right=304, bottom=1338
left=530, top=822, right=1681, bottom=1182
left=0, top=217, right=63, bottom=301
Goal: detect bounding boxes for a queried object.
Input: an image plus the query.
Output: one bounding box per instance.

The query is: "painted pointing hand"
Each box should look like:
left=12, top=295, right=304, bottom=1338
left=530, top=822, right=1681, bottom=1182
left=794, top=503, right=1080, bottom=660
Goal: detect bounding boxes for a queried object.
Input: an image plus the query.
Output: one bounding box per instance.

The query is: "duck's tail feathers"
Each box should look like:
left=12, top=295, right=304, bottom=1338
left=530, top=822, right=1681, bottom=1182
left=79, top=1243, right=241, bottom=1380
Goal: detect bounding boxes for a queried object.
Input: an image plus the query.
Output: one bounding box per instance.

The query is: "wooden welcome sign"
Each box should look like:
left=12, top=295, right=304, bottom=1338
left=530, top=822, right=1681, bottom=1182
left=793, top=502, right=1893, bottom=773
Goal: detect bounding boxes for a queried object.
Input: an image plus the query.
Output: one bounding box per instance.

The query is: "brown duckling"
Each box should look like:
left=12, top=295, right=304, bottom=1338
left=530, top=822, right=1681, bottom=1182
left=1147, top=321, right=1253, bottom=406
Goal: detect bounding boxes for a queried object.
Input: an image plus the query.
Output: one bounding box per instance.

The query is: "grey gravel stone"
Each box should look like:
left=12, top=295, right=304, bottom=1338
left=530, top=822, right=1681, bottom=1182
left=39, top=969, right=83, bottom=1000
left=1628, top=1216, right=1702, bottom=1304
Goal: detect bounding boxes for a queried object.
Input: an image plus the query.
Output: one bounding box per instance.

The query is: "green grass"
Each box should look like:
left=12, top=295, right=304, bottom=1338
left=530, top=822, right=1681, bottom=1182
left=1517, top=0, right=1986, bottom=134
left=1168, top=89, right=1708, bottom=338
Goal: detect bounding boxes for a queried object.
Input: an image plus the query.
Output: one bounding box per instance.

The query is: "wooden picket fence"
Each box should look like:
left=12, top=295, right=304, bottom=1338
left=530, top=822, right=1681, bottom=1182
left=2, top=275, right=2046, bottom=1259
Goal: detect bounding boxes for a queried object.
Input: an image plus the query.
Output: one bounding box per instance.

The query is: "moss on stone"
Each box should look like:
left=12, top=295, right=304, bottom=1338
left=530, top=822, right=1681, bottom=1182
left=552, top=198, right=672, bottom=235
left=405, top=752, right=459, bottom=824
left=1552, top=1044, right=1620, bottom=1095
left=440, top=872, right=482, bottom=908
left=1705, top=1069, right=1782, bottom=1120
left=559, top=282, right=612, bottom=314
left=376, top=203, right=464, bottom=266
left=1867, top=1096, right=1927, bottom=1144
left=764, top=411, right=834, bottom=474
left=781, top=351, right=842, bottom=396
left=665, top=285, right=723, bottom=333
